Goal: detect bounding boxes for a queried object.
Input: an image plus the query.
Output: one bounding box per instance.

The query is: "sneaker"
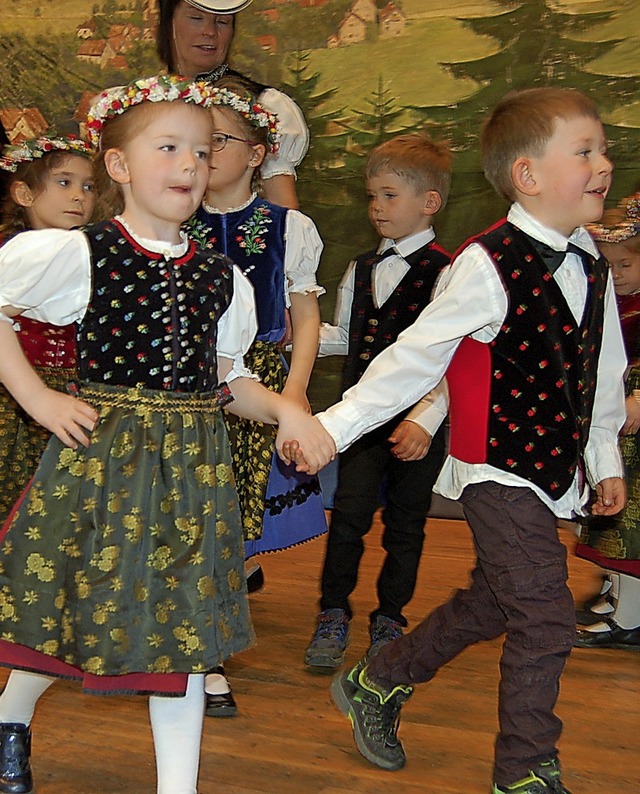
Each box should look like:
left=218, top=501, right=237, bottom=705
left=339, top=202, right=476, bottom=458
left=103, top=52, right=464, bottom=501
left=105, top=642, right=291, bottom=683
left=304, top=608, right=350, bottom=671
left=493, top=758, right=571, bottom=793
left=368, top=615, right=404, bottom=659
left=330, top=661, right=412, bottom=771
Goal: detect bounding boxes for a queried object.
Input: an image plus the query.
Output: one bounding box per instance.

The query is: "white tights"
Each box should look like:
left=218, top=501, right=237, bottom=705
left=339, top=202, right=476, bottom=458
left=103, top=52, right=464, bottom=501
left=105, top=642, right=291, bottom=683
left=0, top=670, right=205, bottom=794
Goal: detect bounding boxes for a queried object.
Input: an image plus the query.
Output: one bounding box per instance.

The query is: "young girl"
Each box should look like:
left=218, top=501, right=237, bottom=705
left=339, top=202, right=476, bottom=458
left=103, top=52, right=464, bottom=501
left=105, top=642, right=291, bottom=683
left=187, top=83, right=327, bottom=715
left=0, top=75, right=331, bottom=794
left=574, top=193, right=640, bottom=649
left=0, top=133, right=95, bottom=525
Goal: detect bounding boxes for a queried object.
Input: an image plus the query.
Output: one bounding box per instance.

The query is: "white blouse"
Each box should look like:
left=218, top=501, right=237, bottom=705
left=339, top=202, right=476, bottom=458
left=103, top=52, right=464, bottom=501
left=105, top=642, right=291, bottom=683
left=258, top=88, right=310, bottom=181
left=0, top=222, right=259, bottom=383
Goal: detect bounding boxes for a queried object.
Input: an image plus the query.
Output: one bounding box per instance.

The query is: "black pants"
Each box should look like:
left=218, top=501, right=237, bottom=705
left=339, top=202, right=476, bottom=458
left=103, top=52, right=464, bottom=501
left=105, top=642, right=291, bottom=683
left=369, top=481, right=575, bottom=784
left=319, top=422, right=446, bottom=626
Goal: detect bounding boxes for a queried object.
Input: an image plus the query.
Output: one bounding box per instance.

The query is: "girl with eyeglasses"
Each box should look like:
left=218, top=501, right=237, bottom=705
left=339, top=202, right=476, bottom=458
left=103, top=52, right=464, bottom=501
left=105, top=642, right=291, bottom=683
left=188, top=82, right=327, bottom=718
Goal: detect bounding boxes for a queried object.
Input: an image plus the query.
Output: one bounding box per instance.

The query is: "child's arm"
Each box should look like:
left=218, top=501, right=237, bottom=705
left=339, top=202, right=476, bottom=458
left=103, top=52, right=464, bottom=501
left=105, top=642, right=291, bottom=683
left=282, top=290, right=320, bottom=412
left=0, top=315, right=97, bottom=448
left=317, top=260, right=355, bottom=357
left=389, top=380, right=449, bottom=460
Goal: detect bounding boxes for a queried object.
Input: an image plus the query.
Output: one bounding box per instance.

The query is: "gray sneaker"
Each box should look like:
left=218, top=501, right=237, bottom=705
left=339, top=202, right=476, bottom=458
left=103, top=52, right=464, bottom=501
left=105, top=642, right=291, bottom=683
left=330, top=662, right=412, bottom=771
left=367, top=615, right=404, bottom=659
left=304, top=608, right=350, bottom=671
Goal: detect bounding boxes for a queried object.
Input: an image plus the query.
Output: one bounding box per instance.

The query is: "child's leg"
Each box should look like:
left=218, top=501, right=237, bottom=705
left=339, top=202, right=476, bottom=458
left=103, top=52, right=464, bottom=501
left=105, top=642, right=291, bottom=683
left=320, top=437, right=388, bottom=614
left=149, top=674, right=204, bottom=794
left=374, top=426, right=446, bottom=627
left=460, top=482, right=574, bottom=786
left=0, top=669, right=55, bottom=725
left=0, top=670, right=55, bottom=793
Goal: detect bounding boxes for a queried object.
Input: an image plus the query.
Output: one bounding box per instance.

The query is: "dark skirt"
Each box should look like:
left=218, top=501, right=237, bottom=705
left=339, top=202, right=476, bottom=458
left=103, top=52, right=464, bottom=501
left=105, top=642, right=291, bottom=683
left=576, top=370, right=640, bottom=578
left=225, top=340, right=327, bottom=554
left=0, top=381, right=254, bottom=695
left=0, top=365, right=75, bottom=526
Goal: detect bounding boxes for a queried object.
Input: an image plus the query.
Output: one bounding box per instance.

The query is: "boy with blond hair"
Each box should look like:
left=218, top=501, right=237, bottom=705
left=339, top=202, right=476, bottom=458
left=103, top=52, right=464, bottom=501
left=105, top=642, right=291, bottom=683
left=304, top=132, right=451, bottom=670
left=281, top=87, right=627, bottom=793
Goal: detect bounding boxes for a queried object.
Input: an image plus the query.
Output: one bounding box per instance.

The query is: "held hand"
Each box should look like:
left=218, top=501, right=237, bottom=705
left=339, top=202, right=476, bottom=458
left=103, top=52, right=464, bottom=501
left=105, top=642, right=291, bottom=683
left=275, top=411, right=336, bottom=476
left=27, top=387, right=98, bottom=449
left=388, top=420, right=432, bottom=461
left=591, top=477, right=627, bottom=516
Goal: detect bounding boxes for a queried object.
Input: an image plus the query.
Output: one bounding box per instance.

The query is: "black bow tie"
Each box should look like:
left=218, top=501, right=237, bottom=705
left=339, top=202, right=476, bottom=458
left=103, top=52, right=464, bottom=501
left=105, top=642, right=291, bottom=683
left=528, top=237, right=592, bottom=276
left=372, top=247, right=399, bottom=265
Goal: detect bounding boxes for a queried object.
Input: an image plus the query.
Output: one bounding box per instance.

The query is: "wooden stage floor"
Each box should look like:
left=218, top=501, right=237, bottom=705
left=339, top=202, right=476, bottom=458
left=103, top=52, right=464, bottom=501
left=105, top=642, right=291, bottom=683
left=2, top=515, right=638, bottom=793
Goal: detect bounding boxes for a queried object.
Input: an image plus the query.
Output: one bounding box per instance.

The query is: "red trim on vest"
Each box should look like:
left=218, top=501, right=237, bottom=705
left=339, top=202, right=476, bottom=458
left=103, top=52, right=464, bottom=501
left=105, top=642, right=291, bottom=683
left=446, top=337, right=492, bottom=463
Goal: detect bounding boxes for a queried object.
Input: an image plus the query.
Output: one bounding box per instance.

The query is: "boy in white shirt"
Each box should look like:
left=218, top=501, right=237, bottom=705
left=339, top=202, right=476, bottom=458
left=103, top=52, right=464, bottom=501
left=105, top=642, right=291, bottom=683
left=279, top=87, right=626, bottom=794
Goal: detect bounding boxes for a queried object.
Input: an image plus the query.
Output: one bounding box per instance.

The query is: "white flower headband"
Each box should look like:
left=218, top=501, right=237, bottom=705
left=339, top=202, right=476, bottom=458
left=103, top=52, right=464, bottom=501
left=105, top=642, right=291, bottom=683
left=210, top=87, right=280, bottom=154
left=0, top=134, right=94, bottom=173
left=86, top=74, right=218, bottom=148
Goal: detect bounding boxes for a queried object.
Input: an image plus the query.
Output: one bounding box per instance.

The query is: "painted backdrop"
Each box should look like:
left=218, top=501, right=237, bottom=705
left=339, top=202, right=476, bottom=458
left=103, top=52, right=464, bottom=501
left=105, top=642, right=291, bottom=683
left=1, top=0, right=639, bottom=405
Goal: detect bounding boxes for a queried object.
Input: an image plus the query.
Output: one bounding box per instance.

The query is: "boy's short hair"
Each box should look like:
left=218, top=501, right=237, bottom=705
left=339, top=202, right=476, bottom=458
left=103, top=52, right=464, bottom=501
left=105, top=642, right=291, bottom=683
left=365, top=132, right=452, bottom=208
left=481, top=87, right=601, bottom=202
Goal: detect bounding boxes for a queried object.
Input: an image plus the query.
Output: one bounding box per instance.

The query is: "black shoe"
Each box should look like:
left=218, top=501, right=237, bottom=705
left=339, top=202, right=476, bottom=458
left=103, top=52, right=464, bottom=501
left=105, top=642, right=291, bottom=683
left=0, top=723, right=33, bottom=794
left=205, top=688, right=237, bottom=717
left=575, top=619, right=640, bottom=650
left=246, top=564, right=264, bottom=594
left=204, top=666, right=237, bottom=717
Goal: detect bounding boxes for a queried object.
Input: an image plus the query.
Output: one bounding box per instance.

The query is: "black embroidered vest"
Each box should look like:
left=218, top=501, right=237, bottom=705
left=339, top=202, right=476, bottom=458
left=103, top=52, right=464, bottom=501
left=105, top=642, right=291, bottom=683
left=78, top=220, right=234, bottom=392
left=446, top=221, right=608, bottom=498
left=342, top=242, right=451, bottom=391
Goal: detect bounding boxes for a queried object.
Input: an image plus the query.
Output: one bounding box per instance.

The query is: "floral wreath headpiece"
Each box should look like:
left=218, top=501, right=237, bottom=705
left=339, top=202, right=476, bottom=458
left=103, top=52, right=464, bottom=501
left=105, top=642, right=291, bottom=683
left=588, top=193, right=640, bottom=244
left=86, top=74, right=217, bottom=148
left=0, top=134, right=94, bottom=173
left=210, top=87, right=280, bottom=154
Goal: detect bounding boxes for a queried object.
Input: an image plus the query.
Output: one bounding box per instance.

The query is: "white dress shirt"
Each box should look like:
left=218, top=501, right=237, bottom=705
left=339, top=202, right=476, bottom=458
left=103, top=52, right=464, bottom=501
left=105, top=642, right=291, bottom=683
left=317, top=203, right=626, bottom=518
left=318, top=227, right=448, bottom=434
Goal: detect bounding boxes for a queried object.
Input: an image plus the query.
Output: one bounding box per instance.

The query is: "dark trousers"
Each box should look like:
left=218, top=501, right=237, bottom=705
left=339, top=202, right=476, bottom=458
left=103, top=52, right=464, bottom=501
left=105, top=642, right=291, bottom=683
left=320, top=423, right=445, bottom=626
left=368, top=481, right=576, bottom=785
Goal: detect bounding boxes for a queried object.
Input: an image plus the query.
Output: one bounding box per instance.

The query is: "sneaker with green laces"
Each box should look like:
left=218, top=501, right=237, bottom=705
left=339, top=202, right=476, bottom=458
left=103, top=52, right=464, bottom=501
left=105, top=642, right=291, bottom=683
left=330, top=661, right=412, bottom=771
left=492, top=758, right=571, bottom=793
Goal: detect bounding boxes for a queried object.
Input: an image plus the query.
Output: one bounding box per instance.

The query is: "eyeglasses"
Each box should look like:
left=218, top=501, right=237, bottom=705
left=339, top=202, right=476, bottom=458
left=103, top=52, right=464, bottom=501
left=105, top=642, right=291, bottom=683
left=210, top=132, right=253, bottom=152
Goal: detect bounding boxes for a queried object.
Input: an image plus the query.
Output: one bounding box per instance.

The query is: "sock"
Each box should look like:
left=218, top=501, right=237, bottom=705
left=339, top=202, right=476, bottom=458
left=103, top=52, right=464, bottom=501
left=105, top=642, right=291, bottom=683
left=204, top=669, right=231, bottom=696
left=609, top=571, right=620, bottom=601
left=610, top=573, right=640, bottom=630
left=149, top=674, right=204, bottom=794
left=0, top=669, right=55, bottom=726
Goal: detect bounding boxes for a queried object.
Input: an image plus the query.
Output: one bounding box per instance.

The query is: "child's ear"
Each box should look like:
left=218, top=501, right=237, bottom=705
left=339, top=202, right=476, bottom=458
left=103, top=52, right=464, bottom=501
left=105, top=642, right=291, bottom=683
left=249, top=144, right=266, bottom=169
left=10, top=181, right=34, bottom=208
left=104, top=148, right=130, bottom=185
left=512, top=156, right=539, bottom=196
left=423, top=190, right=442, bottom=216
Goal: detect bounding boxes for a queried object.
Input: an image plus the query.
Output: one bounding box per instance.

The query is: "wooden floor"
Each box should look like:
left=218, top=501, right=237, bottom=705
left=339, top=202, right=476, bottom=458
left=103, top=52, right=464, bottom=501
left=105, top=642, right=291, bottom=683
left=3, top=515, right=639, bottom=794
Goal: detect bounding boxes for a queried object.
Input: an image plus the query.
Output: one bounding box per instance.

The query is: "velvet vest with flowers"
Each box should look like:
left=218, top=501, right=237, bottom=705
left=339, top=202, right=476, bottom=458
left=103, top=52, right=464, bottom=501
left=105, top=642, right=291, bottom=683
left=343, top=241, right=451, bottom=390
left=446, top=220, right=608, bottom=499
left=192, top=198, right=288, bottom=343
left=78, top=219, right=233, bottom=392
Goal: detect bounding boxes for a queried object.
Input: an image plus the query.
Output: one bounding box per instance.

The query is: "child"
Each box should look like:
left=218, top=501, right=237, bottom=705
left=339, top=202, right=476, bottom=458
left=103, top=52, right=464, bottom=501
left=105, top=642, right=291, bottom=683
left=0, top=133, right=95, bottom=525
left=573, top=193, right=640, bottom=649
left=188, top=83, right=327, bottom=716
left=279, top=87, right=627, bottom=793
left=0, top=74, right=330, bottom=794
left=304, top=132, right=450, bottom=671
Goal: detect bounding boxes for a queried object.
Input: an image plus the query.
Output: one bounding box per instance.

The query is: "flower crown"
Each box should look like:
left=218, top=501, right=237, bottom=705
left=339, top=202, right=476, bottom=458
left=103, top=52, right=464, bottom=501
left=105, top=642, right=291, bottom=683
left=210, top=87, right=280, bottom=154
left=0, top=134, right=94, bottom=173
left=588, top=193, right=640, bottom=244
left=86, top=74, right=218, bottom=148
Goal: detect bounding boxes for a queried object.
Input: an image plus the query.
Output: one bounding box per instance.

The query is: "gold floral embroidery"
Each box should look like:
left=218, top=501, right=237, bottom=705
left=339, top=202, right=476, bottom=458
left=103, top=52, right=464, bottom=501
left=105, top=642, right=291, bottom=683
left=148, top=546, right=173, bottom=571
left=25, top=553, right=55, bottom=582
